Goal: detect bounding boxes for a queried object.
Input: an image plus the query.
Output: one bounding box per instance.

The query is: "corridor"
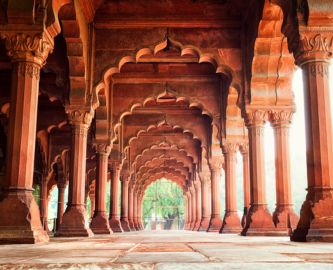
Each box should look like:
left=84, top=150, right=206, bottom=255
left=1, top=231, right=333, bottom=270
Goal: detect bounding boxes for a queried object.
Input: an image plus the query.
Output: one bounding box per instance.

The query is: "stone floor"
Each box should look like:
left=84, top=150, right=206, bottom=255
left=1, top=230, right=333, bottom=269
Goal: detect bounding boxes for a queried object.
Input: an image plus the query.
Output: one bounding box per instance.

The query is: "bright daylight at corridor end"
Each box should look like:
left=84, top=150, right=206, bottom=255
left=1, top=0, right=333, bottom=269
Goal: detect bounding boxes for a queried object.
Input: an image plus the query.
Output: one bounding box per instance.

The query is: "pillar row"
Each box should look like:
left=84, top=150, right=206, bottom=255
left=198, top=171, right=211, bottom=231
left=194, top=181, right=202, bottom=231
left=120, top=177, right=131, bottom=231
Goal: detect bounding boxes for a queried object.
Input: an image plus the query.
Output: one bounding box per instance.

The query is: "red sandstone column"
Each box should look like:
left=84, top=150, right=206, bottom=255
left=57, top=109, right=94, bottom=237
left=241, top=110, right=277, bottom=236
left=220, top=143, right=242, bottom=233
left=90, top=145, right=112, bottom=234
left=40, top=175, right=49, bottom=231
left=208, top=158, right=223, bottom=232
left=240, top=144, right=251, bottom=228
left=90, top=193, right=95, bottom=219
left=194, top=181, right=202, bottom=230
left=291, top=33, right=333, bottom=242
left=109, top=162, right=123, bottom=232
left=120, top=176, right=131, bottom=231
left=138, top=192, right=144, bottom=230
left=185, top=191, right=192, bottom=230
left=270, top=110, right=299, bottom=235
left=0, top=32, right=53, bottom=243
left=198, top=173, right=211, bottom=231
left=128, top=184, right=135, bottom=230
left=56, top=183, right=66, bottom=231
left=133, top=191, right=139, bottom=230
left=184, top=194, right=188, bottom=230
left=190, top=186, right=197, bottom=230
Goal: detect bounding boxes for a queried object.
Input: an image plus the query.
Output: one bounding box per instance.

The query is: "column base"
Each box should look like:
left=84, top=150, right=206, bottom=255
left=241, top=205, right=284, bottom=236
left=273, top=205, right=299, bottom=236
left=198, top=217, right=210, bottom=231
left=109, top=218, right=123, bottom=232
left=55, top=205, right=93, bottom=237
left=220, top=211, right=242, bottom=234
left=291, top=197, right=333, bottom=242
left=129, top=220, right=136, bottom=230
left=193, top=220, right=201, bottom=231
left=133, top=221, right=139, bottom=230
left=207, top=216, right=223, bottom=232
left=184, top=222, right=190, bottom=230
left=0, top=191, right=49, bottom=244
left=190, top=221, right=196, bottom=230
left=90, top=211, right=112, bottom=234
left=120, top=219, right=131, bottom=231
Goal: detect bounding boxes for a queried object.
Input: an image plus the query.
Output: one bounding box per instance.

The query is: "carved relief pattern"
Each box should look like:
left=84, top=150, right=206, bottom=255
left=1, top=33, right=53, bottom=64
left=18, top=62, right=40, bottom=80
left=239, top=143, right=249, bottom=155
left=297, top=33, right=333, bottom=64
left=222, top=143, right=239, bottom=155
left=270, top=110, right=294, bottom=126
left=310, top=62, right=329, bottom=78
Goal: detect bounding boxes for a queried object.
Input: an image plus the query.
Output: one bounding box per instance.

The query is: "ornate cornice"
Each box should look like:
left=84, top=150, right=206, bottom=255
left=0, top=32, right=54, bottom=65
left=296, top=33, right=333, bottom=65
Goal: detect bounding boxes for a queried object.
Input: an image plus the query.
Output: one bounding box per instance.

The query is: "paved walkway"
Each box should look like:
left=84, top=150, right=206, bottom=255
left=1, top=230, right=333, bottom=269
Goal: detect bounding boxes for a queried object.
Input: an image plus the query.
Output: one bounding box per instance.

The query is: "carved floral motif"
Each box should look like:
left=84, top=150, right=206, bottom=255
left=18, top=62, right=40, bottom=80
left=94, top=144, right=111, bottom=156
left=245, top=110, right=268, bottom=127
left=1, top=32, right=53, bottom=65
left=67, top=109, right=94, bottom=127
left=270, top=110, right=294, bottom=126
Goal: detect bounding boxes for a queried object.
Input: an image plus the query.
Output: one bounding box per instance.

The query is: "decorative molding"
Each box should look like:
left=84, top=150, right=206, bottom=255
left=0, top=32, right=53, bottom=65
left=18, top=62, right=40, bottom=79
left=310, top=62, right=329, bottom=78
left=239, top=143, right=249, bottom=155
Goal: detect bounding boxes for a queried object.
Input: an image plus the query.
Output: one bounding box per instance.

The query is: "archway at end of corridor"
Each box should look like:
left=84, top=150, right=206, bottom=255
left=142, top=178, right=185, bottom=231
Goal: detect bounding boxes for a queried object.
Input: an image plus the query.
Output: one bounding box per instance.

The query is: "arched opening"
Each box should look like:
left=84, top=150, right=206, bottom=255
left=142, top=178, right=185, bottom=230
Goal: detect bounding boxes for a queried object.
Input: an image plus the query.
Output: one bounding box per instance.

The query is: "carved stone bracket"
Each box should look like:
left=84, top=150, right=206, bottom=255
left=0, top=32, right=54, bottom=65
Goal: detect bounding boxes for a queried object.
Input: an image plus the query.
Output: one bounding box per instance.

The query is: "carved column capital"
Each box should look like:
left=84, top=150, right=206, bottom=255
left=296, top=32, right=333, bottom=65
left=66, top=108, right=94, bottom=128
left=94, top=143, right=111, bottom=156
left=245, top=109, right=268, bottom=128
left=270, top=110, right=294, bottom=127
left=239, top=143, right=249, bottom=155
left=0, top=32, right=54, bottom=65
left=209, top=156, right=223, bottom=172
left=222, top=142, right=239, bottom=155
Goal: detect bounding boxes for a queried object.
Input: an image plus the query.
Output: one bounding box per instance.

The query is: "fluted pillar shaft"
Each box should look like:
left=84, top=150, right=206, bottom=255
left=0, top=32, right=53, bottom=243
left=40, top=177, right=49, bottom=231
left=90, top=145, right=112, bottom=234
left=208, top=159, right=223, bottom=232
left=240, top=144, right=251, bottom=228
left=221, top=143, right=241, bottom=233
left=291, top=33, right=333, bottom=242
left=194, top=181, right=202, bottom=230
left=133, top=191, right=139, bottom=230
left=271, top=111, right=299, bottom=235
left=120, top=178, right=131, bottom=231
left=199, top=176, right=211, bottom=231
left=128, top=185, right=135, bottom=230
left=56, top=184, right=66, bottom=231
left=57, top=109, right=94, bottom=237
left=241, top=110, right=277, bottom=236
left=190, top=187, right=196, bottom=230
left=109, top=163, right=123, bottom=232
